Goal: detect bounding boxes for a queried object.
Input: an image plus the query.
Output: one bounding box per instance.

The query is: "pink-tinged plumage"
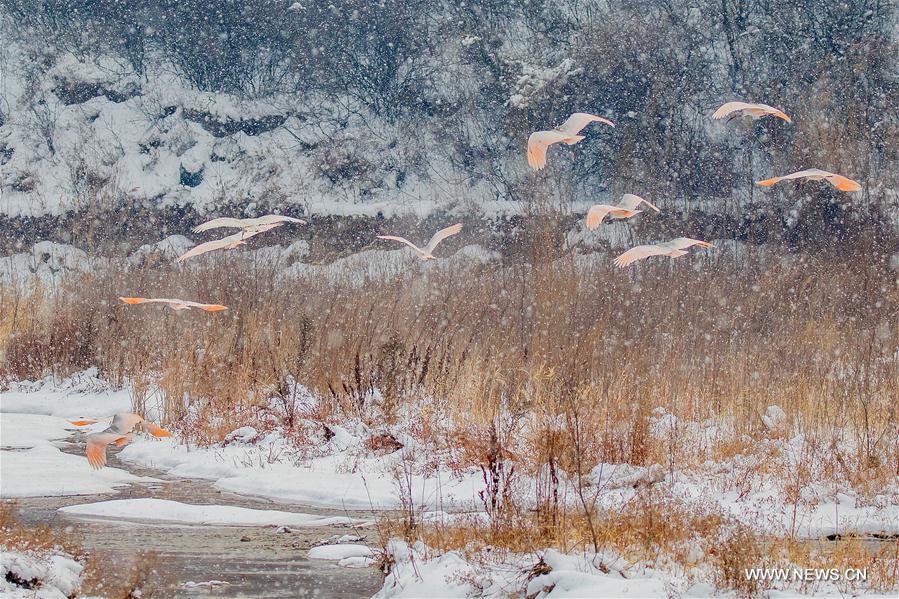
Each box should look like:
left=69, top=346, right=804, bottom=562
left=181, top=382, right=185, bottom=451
left=527, top=112, right=614, bottom=170
left=377, top=223, right=463, bottom=260
left=119, top=297, right=227, bottom=312
left=614, top=238, right=713, bottom=268
left=586, top=194, right=660, bottom=230
left=756, top=168, right=861, bottom=192
left=712, top=101, right=792, bottom=123
left=76, top=412, right=173, bottom=469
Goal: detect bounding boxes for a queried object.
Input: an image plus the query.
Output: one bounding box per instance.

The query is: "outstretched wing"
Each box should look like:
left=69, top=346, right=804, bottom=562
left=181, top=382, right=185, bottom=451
left=178, top=300, right=228, bottom=312
left=119, top=297, right=151, bottom=306
left=667, top=237, right=713, bottom=251
left=192, top=217, right=248, bottom=233
left=425, top=223, right=463, bottom=253
left=757, top=169, right=831, bottom=187
left=618, top=193, right=660, bottom=212
left=141, top=421, right=174, bottom=438
left=827, top=174, right=861, bottom=192
left=585, top=205, right=615, bottom=230
left=240, top=222, right=283, bottom=237
left=377, top=235, right=424, bottom=254
left=527, top=130, right=566, bottom=170
left=255, top=215, right=306, bottom=227
left=557, top=112, right=615, bottom=135
left=757, top=104, right=791, bottom=123
left=85, top=432, right=129, bottom=469
left=712, top=101, right=753, bottom=120
left=613, top=244, right=666, bottom=268
left=176, top=237, right=233, bottom=262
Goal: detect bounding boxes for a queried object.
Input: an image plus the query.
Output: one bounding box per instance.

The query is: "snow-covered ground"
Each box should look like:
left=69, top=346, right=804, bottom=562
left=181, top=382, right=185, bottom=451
left=60, top=498, right=369, bottom=528
left=0, top=548, right=84, bottom=599
left=2, top=370, right=896, bottom=597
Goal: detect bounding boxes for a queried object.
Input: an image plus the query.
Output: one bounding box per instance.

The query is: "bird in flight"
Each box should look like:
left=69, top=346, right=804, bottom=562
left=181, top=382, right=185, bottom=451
left=192, top=214, right=306, bottom=233
left=119, top=297, right=227, bottom=312
left=712, top=101, right=792, bottom=123
left=527, top=112, right=614, bottom=170
left=586, top=194, right=660, bottom=230
left=614, top=238, right=713, bottom=267
left=69, top=413, right=173, bottom=469
left=756, top=168, right=861, bottom=192
left=377, top=223, right=463, bottom=260
left=176, top=223, right=281, bottom=262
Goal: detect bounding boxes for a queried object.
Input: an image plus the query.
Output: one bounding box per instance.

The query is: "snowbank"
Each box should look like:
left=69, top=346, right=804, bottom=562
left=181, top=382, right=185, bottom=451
left=0, top=549, right=83, bottom=599
left=59, top=498, right=368, bottom=527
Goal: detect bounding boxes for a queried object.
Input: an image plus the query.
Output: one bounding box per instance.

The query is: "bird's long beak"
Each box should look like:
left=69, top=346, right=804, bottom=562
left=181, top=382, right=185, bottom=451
left=69, top=419, right=99, bottom=426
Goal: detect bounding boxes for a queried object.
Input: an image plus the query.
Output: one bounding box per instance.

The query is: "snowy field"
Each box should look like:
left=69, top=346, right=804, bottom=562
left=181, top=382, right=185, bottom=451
left=2, top=370, right=896, bottom=597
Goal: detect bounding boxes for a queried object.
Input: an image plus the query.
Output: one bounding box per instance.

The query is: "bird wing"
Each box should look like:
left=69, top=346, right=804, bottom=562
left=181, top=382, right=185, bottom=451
left=712, top=102, right=753, bottom=119
left=255, top=215, right=306, bottom=227
left=758, top=104, right=792, bottom=123
left=240, top=223, right=283, bottom=237
left=613, top=245, right=667, bottom=267
left=178, top=300, right=228, bottom=312
left=425, top=223, right=463, bottom=253
left=666, top=237, right=713, bottom=250
left=557, top=112, right=615, bottom=135
left=585, top=205, right=615, bottom=230
left=119, top=297, right=151, bottom=306
left=758, top=168, right=831, bottom=186
left=176, top=237, right=233, bottom=262
left=139, top=420, right=174, bottom=438
left=827, top=174, right=861, bottom=192
left=377, top=235, right=425, bottom=254
left=618, top=193, right=660, bottom=212
left=120, top=297, right=184, bottom=307
left=527, top=130, right=567, bottom=170
left=85, top=432, right=129, bottom=469
left=192, top=217, right=249, bottom=233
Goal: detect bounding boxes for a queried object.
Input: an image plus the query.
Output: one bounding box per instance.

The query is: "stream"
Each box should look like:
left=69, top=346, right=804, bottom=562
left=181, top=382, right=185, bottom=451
left=6, top=435, right=384, bottom=598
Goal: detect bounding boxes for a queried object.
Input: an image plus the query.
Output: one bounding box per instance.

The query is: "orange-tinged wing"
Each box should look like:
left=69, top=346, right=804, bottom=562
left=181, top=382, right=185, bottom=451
left=557, top=112, right=615, bottom=135
left=119, top=297, right=149, bottom=305
left=85, top=432, right=128, bottom=469
left=143, top=421, right=174, bottom=438
left=613, top=245, right=665, bottom=268
left=829, top=175, right=861, bottom=192
left=585, top=205, right=614, bottom=230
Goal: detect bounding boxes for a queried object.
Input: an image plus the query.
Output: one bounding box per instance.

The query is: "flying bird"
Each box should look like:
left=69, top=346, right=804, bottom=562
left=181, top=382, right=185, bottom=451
left=176, top=223, right=281, bottom=262
left=712, top=101, right=792, bottom=123
left=756, top=168, right=861, bottom=192
left=586, top=194, right=660, bottom=230
left=614, top=238, right=713, bottom=268
left=527, top=112, right=615, bottom=170
left=69, top=413, right=173, bottom=469
left=119, top=297, right=227, bottom=312
left=192, top=214, right=306, bottom=233
left=377, top=223, right=463, bottom=260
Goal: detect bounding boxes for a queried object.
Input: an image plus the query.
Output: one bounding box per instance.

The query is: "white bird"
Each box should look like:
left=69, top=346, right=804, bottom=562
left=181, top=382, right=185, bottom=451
left=614, top=238, right=713, bottom=268
left=756, top=168, right=861, bottom=192
left=527, top=112, right=615, bottom=170
left=586, top=194, right=660, bottom=230
left=712, top=101, right=792, bottom=123
left=69, top=413, right=173, bottom=469
left=377, top=223, right=463, bottom=260
left=192, top=214, right=306, bottom=233
left=176, top=224, right=281, bottom=262
left=119, top=297, right=227, bottom=312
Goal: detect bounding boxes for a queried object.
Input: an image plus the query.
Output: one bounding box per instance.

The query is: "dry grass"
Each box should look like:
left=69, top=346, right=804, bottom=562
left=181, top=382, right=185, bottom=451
left=1, top=217, right=896, bottom=595
left=0, top=502, right=157, bottom=598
